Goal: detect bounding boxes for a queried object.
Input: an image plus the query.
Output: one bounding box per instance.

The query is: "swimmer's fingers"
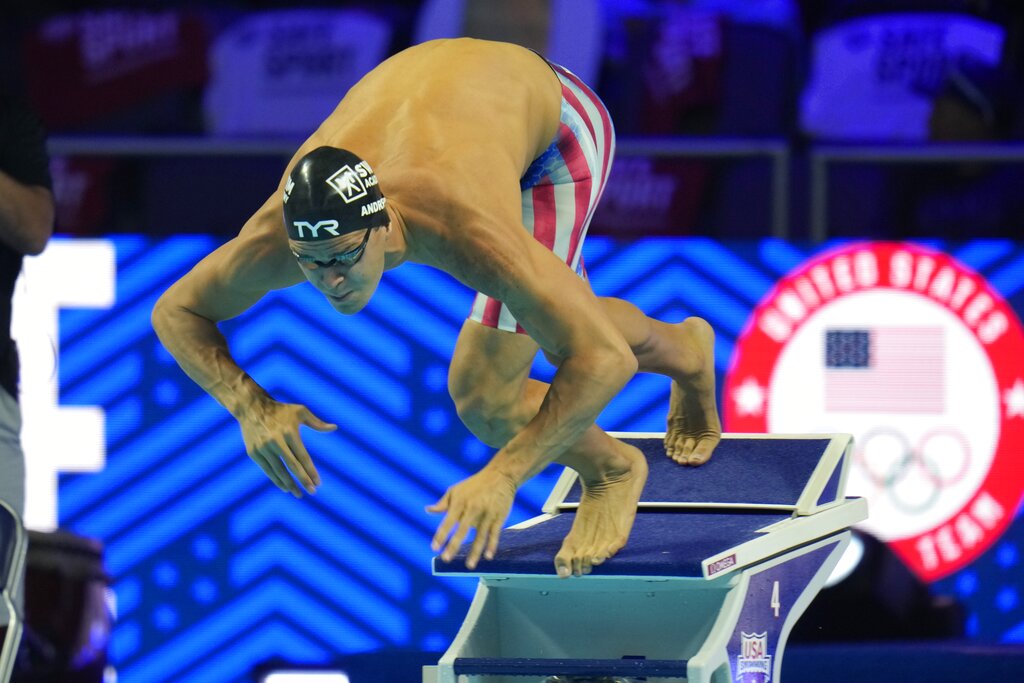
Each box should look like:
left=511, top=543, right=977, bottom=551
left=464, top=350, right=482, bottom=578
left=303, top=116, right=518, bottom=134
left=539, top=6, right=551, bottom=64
left=280, top=432, right=320, bottom=495
left=442, top=520, right=474, bottom=566
left=428, top=491, right=459, bottom=555
left=468, top=515, right=503, bottom=569
left=429, top=492, right=480, bottom=566
left=236, top=400, right=327, bottom=496
left=250, top=442, right=301, bottom=497
left=428, top=470, right=516, bottom=566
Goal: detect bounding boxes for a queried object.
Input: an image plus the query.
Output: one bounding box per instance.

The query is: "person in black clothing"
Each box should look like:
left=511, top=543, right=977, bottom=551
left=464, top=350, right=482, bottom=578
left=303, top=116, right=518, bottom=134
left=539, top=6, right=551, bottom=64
left=0, top=94, right=54, bottom=613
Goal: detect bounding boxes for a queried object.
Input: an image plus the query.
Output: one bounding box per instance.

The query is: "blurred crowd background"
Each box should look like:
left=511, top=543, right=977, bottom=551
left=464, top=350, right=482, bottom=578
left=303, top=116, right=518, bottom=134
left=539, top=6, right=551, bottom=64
left=4, top=0, right=1024, bottom=242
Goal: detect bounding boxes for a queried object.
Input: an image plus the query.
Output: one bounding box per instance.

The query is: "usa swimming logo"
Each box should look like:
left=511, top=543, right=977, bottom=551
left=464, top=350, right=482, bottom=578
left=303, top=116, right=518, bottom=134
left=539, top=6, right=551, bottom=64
left=736, top=632, right=771, bottom=683
left=725, top=242, right=1024, bottom=581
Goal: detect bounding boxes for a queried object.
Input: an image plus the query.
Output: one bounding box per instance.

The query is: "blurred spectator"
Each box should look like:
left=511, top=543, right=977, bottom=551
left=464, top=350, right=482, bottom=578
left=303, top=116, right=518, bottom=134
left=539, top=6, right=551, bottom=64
left=0, top=94, right=54, bottom=625
left=590, top=3, right=724, bottom=235
left=889, top=56, right=1024, bottom=238
left=798, top=1, right=1024, bottom=239
left=21, top=8, right=209, bottom=133
left=799, top=7, right=1008, bottom=142
left=18, top=7, right=210, bottom=234
left=600, top=2, right=724, bottom=135
left=203, top=8, right=392, bottom=136
left=594, top=1, right=803, bottom=237
left=930, top=54, right=1016, bottom=141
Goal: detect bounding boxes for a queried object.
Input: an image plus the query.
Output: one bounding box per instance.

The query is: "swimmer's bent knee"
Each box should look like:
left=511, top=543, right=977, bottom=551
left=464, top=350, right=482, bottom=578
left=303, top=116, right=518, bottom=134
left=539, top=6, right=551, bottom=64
left=450, top=390, right=527, bottom=448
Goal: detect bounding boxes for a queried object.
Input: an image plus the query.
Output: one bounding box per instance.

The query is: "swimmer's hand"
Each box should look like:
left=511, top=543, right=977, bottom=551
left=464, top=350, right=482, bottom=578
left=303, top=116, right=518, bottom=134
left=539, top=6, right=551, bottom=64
left=237, top=398, right=336, bottom=497
left=427, top=467, right=518, bottom=569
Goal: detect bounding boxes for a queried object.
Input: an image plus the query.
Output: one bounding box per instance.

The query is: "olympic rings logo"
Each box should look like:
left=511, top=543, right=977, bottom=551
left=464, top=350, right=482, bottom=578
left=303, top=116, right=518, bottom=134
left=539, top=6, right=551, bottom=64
left=854, top=427, right=973, bottom=515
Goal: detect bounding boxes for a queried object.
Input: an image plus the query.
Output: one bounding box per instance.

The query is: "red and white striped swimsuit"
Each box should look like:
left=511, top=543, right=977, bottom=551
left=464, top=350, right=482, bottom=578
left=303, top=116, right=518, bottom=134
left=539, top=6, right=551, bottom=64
left=468, top=59, right=616, bottom=334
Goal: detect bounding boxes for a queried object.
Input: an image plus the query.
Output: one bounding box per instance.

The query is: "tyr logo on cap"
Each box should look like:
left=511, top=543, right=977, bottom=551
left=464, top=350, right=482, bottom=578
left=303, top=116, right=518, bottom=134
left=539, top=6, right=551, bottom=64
left=327, top=163, right=373, bottom=204
left=292, top=220, right=341, bottom=239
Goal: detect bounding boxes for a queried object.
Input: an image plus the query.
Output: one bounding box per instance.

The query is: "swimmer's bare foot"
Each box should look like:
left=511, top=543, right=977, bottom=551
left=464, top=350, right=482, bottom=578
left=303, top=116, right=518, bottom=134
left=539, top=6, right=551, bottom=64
left=554, top=440, right=648, bottom=577
left=665, top=316, right=721, bottom=466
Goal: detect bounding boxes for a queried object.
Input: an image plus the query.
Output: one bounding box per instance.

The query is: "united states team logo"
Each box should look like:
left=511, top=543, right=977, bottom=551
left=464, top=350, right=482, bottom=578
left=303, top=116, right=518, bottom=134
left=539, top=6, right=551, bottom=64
left=725, top=242, right=1024, bottom=581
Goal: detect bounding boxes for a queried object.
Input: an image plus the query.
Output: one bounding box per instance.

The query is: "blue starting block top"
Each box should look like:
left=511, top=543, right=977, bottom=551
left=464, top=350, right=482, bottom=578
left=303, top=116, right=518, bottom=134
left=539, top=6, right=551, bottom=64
left=549, top=433, right=851, bottom=514
left=445, top=510, right=792, bottom=577
left=434, top=433, right=865, bottom=580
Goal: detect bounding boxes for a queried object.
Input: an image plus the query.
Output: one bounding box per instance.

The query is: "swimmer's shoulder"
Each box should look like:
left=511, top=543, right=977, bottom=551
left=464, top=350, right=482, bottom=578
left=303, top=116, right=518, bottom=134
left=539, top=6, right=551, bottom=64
left=224, top=194, right=302, bottom=289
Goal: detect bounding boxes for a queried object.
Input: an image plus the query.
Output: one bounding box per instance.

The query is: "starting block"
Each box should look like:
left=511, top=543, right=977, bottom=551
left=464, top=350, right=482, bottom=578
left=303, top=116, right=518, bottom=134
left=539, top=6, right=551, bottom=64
left=426, top=433, right=868, bottom=683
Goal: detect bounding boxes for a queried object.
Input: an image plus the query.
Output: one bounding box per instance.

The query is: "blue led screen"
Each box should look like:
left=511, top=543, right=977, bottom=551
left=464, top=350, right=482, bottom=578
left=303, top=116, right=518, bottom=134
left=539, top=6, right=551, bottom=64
left=47, top=236, right=1024, bottom=682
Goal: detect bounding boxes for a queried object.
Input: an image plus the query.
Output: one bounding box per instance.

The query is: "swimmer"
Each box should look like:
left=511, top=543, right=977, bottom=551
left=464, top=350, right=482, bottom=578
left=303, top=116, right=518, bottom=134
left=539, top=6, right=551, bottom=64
left=151, top=39, right=721, bottom=578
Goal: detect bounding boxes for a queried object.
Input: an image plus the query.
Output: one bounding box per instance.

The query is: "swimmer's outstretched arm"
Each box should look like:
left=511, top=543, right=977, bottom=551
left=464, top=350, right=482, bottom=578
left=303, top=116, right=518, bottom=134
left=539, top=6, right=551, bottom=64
left=152, top=202, right=332, bottom=496
left=428, top=226, right=638, bottom=568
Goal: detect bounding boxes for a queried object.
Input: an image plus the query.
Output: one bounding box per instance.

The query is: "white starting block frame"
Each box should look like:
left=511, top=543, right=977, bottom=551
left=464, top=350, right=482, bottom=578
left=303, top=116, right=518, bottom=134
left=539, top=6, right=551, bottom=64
left=426, top=433, right=868, bottom=683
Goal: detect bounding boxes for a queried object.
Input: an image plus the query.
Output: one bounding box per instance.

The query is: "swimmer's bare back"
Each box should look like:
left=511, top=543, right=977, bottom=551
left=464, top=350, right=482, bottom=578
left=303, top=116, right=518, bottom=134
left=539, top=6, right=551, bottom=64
left=240, top=39, right=565, bottom=273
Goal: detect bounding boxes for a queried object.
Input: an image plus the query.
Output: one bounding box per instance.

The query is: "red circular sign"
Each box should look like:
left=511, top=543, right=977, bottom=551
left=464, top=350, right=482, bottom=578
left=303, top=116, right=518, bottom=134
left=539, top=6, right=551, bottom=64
left=725, top=241, right=1024, bottom=581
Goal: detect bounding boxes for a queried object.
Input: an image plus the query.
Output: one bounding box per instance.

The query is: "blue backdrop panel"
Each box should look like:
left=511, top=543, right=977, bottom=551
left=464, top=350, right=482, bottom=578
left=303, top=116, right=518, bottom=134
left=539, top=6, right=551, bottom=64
left=52, top=237, right=1024, bottom=682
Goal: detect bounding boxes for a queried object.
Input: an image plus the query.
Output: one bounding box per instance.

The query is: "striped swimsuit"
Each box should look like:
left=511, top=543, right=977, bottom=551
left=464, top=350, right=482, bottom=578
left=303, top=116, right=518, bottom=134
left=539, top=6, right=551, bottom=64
left=468, top=58, right=616, bottom=333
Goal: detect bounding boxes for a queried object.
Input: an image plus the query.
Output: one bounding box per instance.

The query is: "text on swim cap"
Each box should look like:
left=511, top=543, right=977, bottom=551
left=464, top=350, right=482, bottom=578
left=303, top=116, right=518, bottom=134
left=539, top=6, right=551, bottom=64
left=283, top=176, right=295, bottom=204
left=326, top=161, right=377, bottom=204
left=361, top=198, right=386, bottom=217
left=292, top=220, right=341, bottom=239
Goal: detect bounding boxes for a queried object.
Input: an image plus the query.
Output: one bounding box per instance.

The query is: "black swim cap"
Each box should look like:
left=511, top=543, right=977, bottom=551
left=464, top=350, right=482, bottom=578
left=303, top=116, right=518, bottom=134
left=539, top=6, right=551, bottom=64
left=283, top=146, right=388, bottom=241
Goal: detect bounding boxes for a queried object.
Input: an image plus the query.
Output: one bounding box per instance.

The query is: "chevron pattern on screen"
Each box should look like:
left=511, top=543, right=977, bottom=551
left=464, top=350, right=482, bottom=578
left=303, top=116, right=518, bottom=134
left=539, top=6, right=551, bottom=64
left=51, top=236, right=1024, bottom=681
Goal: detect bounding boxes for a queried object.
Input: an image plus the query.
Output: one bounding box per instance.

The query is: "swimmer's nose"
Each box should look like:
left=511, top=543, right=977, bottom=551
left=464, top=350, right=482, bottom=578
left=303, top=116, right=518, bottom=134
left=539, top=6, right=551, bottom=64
left=316, top=266, right=346, bottom=290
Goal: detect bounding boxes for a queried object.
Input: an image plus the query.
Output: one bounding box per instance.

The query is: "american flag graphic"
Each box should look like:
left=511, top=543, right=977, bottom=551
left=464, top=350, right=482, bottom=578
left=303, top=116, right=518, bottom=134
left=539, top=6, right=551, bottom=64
left=824, top=327, right=945, bottom=413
